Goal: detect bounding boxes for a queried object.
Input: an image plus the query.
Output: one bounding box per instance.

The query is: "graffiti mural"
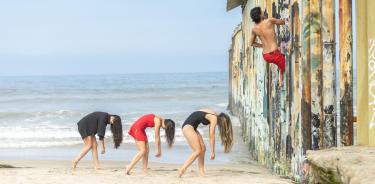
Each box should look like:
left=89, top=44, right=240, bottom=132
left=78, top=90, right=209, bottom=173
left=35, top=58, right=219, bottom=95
left=369, top=39, right=375, bottom=129
left=227, top=0, right=354, bottom=181
left=321, top=0, right=336, bottom=148
left=339, top=0, right=353, bottom=146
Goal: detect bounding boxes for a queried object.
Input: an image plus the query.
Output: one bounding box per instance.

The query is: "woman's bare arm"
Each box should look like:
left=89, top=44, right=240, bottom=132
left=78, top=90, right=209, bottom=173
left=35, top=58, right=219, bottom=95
left=209, top=116, right=217, bottom=160
left=100, top=139, right=105, bottom=154
left=154, top=117, right=162, bottom=157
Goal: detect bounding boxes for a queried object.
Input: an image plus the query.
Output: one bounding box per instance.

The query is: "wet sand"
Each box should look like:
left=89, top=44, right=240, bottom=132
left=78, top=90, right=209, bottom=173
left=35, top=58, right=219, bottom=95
left=0, top=117, right=292, bottom=183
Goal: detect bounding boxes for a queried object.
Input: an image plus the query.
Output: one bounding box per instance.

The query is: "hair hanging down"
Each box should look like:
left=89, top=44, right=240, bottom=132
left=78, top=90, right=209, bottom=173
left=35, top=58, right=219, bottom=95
left=250, top=7, right=262, bottom=24
left=164, top=119, right=175, bottom=148
left=110, top=115, right=123, bottom=149
left=217, top=113, right=233, bottom=153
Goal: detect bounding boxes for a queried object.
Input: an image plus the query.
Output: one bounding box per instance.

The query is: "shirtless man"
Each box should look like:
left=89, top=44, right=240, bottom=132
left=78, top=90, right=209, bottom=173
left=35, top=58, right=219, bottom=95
left=249, top=7, right=286, bottom=85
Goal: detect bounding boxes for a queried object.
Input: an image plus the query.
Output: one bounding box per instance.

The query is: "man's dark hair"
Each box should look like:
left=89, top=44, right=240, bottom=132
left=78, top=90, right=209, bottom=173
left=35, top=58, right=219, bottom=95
left=250, top=7, right=262, bottom=24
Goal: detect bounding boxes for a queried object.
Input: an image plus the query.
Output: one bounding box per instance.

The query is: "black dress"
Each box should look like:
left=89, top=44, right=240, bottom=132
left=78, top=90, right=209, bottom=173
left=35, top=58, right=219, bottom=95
left=77, top=111, right=109, bottom=140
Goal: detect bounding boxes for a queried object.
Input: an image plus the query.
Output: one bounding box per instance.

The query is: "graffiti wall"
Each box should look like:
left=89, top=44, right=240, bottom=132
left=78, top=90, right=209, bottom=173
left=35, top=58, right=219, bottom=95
left=369, top=38, right=375, bottom=137
left=228, top=0, right=353, bottom=181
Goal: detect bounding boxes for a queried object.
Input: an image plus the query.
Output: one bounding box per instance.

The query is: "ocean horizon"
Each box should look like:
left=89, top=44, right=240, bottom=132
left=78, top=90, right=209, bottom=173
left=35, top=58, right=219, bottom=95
left=0, top=72, right=230, bottom=149
left=0, top=72, right=252, bottom=164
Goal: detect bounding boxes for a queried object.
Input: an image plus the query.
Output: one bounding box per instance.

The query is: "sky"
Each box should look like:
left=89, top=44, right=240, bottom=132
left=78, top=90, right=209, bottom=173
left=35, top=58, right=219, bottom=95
left=0, top=0, right=241, bottom=76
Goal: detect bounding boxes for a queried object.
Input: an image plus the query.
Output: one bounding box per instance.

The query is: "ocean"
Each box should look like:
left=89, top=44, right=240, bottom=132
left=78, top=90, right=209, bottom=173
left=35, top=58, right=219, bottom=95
left=0, top=72, right=231, bottom=148
left=0, top=72, right=253, bottom=163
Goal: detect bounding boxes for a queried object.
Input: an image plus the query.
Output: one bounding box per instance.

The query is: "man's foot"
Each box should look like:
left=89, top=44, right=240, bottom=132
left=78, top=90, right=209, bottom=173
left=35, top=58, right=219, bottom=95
left=71, top=160, right=78, bottom=170
left=178, top=168, right=186, bottom=178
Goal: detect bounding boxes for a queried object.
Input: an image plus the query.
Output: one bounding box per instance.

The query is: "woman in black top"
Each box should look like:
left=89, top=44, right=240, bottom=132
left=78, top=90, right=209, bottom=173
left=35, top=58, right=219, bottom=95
left=72, top=111, right=123, bottom=170
left=178, top=108, right=233, bottom=177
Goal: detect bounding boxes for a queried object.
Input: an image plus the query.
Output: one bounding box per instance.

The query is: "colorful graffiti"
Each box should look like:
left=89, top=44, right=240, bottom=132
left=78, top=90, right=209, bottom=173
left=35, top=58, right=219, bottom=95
left=339, top=0, right=353, bottom=146
left=227, top=0, right=353, bottom=181
left=369, top=39, right=375, bottom=129
left=321, top=0, right=336, bottom=148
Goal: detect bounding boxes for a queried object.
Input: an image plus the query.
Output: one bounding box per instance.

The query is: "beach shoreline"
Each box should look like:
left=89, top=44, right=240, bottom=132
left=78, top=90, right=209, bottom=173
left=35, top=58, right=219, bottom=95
left=0, top=118, right=247, bottom=165
left=0, top=73, right=293, bottom=183
left=0, top=160, right=292, bottom=184
left=0, top=142, right=248, bottom=164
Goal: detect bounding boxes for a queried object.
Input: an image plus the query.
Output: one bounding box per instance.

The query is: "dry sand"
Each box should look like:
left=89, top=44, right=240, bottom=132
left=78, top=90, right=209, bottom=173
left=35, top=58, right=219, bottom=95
left=0, top=160, right=292, bottom=184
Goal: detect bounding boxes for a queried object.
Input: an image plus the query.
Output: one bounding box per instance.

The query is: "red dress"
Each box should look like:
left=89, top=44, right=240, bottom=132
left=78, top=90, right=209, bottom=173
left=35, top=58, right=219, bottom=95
left=128, top=114, right=155, bottom=142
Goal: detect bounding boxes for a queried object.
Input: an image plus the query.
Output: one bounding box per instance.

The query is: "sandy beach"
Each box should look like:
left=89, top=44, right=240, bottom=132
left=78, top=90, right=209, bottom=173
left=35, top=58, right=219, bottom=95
left=0, top=127, right=292, bottom=184
left=1, top=160, right=291, bottom=184
left=0, top=73, right=293, bottom=183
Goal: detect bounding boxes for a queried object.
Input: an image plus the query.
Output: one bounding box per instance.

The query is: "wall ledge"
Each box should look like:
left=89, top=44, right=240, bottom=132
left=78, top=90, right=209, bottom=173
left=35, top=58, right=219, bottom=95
left=304, top=146, right=375, bottom=183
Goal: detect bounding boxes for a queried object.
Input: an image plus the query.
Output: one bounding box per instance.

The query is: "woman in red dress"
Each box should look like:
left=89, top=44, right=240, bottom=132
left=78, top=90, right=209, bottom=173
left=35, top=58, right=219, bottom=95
left=125, top=114, right=175, bottom=174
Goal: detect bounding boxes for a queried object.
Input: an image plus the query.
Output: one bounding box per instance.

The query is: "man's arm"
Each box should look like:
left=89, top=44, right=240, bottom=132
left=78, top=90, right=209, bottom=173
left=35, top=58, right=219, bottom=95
left=250, top=30, right=263, bottom=48
left=269, top=17, right=285, bottom=25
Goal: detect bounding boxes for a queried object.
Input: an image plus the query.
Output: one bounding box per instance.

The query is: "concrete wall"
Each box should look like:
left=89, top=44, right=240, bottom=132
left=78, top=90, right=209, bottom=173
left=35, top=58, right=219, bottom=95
left=227, top=0, right=358, bottom=181
left=368, top=0, right=375, bottom=146
left=357, top=0, right=375, bottom=146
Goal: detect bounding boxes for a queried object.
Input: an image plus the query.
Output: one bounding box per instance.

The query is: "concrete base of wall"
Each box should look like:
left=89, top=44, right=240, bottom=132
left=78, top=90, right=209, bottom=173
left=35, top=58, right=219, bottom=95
left=304, top=146, right=375, bottom=183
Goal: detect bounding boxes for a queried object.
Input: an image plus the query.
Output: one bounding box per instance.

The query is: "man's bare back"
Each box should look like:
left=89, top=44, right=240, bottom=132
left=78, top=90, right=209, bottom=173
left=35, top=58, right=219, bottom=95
left=250, top=18, right=285, bottom=53
left=250, top=7, right=286, bottom=86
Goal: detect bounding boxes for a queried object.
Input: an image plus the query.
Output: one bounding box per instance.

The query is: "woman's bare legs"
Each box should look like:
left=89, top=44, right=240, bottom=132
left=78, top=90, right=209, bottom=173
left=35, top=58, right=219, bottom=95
left=196, top=131, right=206, bottom=176
left=179, top=125, right=202, bottom=177
left=91, top=137, right=101, bottom=170
left=125, top=139, right=147, bottom=175
left=142, top=143, right=149, bottom=173
left=72, top=135, right=93, bottom=169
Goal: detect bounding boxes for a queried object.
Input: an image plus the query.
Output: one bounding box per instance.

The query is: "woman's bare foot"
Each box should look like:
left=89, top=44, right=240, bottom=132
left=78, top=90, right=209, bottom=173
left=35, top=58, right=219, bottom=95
left=71, top=160, right=78, bottom=170
left=125, top=166, right=130, bottom=175
left=199, top=170, right=207, bottom=177
left=94, top=164, right=102, bottom=170
left=178, top=168, right=186, bottom=178
left=143, top=168, right=149, bottom=175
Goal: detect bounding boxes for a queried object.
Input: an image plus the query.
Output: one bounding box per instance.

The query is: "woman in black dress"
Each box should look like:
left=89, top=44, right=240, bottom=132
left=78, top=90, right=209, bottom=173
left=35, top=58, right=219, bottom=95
left=178, top=108, right=233, bottom=177
left=72, top=111, right=123, bottom=170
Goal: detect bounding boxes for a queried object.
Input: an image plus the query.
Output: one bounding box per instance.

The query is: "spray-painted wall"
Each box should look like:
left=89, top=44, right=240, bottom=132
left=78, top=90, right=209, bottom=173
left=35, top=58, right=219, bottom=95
left=228, top=0, right=354, bottom=181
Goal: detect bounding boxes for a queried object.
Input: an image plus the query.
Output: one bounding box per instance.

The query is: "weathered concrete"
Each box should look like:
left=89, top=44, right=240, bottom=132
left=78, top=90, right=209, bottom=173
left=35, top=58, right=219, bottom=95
left=228, top=0, right=305, bottom=180
left=321, top=0, right=337, bottom=149
left=304, top=146, right=375, bottom=184
left=368, top=0, right=375, bottom=146
left=226, top=0, right=245, bottom=11
left=339, top=0, right=354, bottom=146
left=227, top=0, right=357, bottom=181
left=357, top=0, right=375, bottom=147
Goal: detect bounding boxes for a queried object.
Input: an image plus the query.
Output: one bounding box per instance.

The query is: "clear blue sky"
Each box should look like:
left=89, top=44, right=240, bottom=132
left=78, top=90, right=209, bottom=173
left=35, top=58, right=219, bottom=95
left=0, top=0, right=241, bottom=76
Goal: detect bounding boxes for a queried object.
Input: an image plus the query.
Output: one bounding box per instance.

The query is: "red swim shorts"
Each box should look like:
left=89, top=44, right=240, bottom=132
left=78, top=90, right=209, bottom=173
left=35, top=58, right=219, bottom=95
left=128, top=127, right=148, bottom=142
left=262, top=49, right=285, bottom=74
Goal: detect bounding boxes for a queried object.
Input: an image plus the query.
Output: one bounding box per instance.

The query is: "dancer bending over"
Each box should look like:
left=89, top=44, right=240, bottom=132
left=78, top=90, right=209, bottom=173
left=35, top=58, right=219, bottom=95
left=72, top=111, right=123, bottom=170
left=179, top=109, right=233, bottom=177
left=125, top=114, right=175, bottom=175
